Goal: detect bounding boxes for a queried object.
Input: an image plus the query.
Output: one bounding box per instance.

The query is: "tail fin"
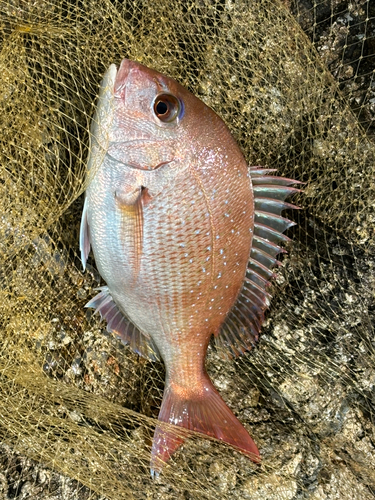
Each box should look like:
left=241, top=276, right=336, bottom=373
left=150, top=374, right=260, bottom=476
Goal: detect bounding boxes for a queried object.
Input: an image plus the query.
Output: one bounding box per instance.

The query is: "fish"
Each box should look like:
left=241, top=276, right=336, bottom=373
left=80, top=59, right=301, bottom=475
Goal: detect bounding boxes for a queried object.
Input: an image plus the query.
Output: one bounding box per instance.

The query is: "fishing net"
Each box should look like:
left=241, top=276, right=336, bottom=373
left=0, top=0, right=374, bottom=498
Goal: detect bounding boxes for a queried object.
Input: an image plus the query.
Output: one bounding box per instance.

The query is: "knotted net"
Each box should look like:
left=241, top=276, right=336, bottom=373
left=0, top=0, right=374, bottom=498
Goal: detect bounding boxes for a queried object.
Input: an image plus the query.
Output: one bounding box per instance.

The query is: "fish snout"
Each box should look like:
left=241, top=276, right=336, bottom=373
left=113, top=59, right=137, bottom=98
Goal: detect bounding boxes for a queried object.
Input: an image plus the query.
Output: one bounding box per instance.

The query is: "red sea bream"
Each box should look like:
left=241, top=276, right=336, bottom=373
left=80, top=59, right=300, bottom=475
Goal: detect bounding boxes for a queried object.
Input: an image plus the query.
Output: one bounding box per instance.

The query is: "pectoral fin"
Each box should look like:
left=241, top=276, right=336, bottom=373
left=116, top=186, right=150, bottom=283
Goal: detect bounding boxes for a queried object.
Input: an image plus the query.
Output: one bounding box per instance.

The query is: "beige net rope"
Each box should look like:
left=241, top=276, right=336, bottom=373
left=0, top=0, right=374, bottom=498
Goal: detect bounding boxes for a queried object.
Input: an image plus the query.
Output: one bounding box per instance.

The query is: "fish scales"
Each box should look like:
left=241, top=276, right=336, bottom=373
left=80, top=59, right=300, bottom=475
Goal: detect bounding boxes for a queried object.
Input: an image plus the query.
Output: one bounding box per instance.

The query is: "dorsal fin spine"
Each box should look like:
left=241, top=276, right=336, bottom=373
left=254, top=210, right=296, bottom=233
left=252, top=235, right=285, bottom=258
left=253, top=185, right=302, bottom=200
left=251, top=176, right=302, bottom=186
left=254, top=197, right=300, bottom=214
left=246, top=268, right=271, bottom=288
left=241, top=286, right=270, bottom=312
left=249, top=166, right=277, bottom=176
left=233, top=301, right=262, bottom=332
left=244, top=276, right=272, bottom=298
left=254, top=222, right=292, bottom=243
left=249, top=258, right=276, bottom=279
left=251, top=246, right=281, bottom=269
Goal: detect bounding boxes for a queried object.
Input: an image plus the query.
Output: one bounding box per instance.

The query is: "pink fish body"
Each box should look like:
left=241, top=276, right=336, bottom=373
left=80, top=59, right=300, bottom=474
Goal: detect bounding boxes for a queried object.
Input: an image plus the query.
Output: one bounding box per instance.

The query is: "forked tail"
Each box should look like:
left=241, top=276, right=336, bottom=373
left=150, top=373, right=260, bottom=476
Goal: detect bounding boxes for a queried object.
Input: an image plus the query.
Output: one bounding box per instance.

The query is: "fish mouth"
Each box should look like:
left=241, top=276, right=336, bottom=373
left=124, top=160, right=173, bottom=171
left=105, top=151, right=173, bottom=171
left=111, top=138, right=173, bottom=147
left=107, top=138, right=175, bottom=171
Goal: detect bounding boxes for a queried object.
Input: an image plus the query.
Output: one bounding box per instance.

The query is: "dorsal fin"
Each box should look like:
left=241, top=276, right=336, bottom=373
left=86, top=287, right=161, bottom=361
left=215, top=167, right=301, bottom=359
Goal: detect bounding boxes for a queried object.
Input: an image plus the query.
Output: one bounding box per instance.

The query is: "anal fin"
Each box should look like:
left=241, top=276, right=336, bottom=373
left=86, top=287, right=160, bottom=362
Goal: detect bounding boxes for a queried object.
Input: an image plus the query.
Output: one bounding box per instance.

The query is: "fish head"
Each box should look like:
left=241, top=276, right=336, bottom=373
left=104, top=58, right=212, bottom=172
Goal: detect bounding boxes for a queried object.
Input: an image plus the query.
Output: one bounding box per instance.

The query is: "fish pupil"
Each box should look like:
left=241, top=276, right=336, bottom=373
left=156, top=101, right=168, bottom=115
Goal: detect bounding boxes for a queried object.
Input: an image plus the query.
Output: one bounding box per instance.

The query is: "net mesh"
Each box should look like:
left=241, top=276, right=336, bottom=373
left=0, top=0, right=374, bottom=498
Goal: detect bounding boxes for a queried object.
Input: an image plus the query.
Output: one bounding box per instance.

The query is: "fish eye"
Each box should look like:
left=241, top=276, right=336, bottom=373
left=153, top=93, right=181, bottom=123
